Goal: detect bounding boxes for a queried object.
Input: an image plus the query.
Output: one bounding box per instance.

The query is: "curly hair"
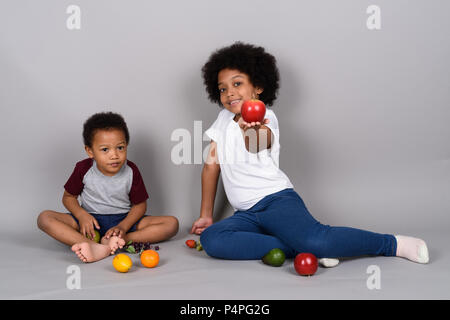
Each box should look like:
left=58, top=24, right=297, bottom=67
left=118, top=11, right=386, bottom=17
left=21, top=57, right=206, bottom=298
left=201, top=42, right=280, bottom=107
left=83, top=112, right=130, bottom=147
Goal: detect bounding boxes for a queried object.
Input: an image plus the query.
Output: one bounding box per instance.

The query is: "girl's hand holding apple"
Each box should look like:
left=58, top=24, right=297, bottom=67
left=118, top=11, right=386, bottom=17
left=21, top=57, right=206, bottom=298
left=237, top=116, right=270, bottom=131
left=238, top=99, right=269, bottom=130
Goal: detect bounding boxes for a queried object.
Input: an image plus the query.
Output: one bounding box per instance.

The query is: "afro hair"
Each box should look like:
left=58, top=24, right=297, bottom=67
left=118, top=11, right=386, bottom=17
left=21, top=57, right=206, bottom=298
left=82, top=112, right=130, bottom=148
left=201, top=42, right=280, bottom=107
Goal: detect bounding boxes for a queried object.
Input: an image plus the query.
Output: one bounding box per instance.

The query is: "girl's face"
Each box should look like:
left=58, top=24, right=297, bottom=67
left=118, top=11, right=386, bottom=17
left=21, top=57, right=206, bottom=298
left=217, top=68, right=263, bottom=115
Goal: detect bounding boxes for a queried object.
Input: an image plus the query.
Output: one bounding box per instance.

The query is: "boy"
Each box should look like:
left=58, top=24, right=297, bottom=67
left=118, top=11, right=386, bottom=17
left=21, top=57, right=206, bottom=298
left=38, top=112, right=179, bottom=263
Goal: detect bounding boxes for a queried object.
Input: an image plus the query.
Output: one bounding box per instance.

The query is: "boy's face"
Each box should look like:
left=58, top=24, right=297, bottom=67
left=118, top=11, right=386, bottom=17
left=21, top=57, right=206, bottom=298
left=218, top=68, right=263, bottom=115
left=85, top=129, right=127, bottom=176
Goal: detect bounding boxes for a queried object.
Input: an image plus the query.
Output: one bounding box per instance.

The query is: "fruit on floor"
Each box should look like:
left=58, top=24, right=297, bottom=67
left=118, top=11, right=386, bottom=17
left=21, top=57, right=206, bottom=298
left=262, top=248, right=286, bottom=267
left=186, top=239, right=196, bottom=248
left=140, top=249, right=159, bottom=268
left=112, top=253, right=133, bottom=273
left=125, top=241, right=158, bottom=254
left=294, top=253, right=318, bottom=276
left=87, top=230, right=101, bottom=243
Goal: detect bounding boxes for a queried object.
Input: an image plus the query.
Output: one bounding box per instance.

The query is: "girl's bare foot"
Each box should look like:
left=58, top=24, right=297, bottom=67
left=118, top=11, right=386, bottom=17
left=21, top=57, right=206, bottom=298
left=101, top=236, right=126, bottom=254
left=71, top=242, right=111, bottom=263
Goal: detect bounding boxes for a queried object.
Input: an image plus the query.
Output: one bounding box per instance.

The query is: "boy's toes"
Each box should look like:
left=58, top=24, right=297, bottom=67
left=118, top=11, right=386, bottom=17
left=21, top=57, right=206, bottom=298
left=75, top=252, right=87, bottom=262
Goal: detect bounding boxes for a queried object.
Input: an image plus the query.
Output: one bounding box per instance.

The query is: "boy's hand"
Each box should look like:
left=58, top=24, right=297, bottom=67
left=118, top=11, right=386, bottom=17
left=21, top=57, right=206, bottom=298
left=78, top=213, right=100, bottom=240
left=190, top=217, right=213, bottom=235
left=104, top=226, right=126, bottom=239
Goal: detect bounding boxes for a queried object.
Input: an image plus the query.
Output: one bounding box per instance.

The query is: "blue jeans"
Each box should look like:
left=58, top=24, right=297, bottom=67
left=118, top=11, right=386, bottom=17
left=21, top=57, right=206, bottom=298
left=200, top=188, right=397, bottom=260
left=68, top=212, right=146, bottom=237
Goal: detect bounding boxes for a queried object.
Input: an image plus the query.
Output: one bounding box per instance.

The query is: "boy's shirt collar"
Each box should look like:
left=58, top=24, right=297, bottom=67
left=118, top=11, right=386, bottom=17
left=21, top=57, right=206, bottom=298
left=92, top=159, right=128, bottom=178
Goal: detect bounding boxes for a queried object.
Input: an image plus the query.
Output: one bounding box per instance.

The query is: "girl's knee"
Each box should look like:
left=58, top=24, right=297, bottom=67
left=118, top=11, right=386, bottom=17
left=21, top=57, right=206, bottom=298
left=200, top=225, right=233, bottom=258
left=199, top=226, right=212, bottom=248
left=200, top=226, right=219, bottom=256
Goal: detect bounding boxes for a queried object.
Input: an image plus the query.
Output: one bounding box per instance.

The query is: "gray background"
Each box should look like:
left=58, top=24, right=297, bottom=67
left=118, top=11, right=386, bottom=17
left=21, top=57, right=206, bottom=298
left=0, top=0, right=449, bottom=299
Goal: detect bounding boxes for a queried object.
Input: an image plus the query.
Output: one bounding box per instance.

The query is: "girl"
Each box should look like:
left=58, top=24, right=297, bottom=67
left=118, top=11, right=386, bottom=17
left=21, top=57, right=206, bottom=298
left=190, top=42, right=429, bottom=266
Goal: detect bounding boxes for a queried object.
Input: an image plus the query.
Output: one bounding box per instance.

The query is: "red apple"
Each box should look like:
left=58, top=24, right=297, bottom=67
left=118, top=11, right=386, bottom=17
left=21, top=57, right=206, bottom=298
left=241, top=99, right=266, bottom=123
left=294, top=253, right=318, bottom=276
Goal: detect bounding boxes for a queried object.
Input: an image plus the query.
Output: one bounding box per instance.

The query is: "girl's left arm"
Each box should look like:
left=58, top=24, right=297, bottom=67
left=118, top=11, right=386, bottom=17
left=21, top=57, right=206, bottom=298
left=239, top=117, right=273, bottom=153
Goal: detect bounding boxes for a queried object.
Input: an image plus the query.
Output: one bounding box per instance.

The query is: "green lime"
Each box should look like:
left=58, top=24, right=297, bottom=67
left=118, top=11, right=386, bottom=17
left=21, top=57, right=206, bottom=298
left=262, top=248, right=285, bottom=267
left=88, top=230, right=101, bottom=243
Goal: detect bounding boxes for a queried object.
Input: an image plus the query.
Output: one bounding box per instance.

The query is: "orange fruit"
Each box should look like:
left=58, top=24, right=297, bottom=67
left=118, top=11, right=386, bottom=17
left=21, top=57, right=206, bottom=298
left=112, top=253, right=133, bottom=273
left=140, top=249, right=159, bottom=268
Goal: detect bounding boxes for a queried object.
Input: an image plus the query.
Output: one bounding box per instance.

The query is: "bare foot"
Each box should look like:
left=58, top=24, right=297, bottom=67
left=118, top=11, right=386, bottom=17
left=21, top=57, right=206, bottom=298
left=101, top=236, right=126, bottom=254
left=71, top=242, right=111, bottom=263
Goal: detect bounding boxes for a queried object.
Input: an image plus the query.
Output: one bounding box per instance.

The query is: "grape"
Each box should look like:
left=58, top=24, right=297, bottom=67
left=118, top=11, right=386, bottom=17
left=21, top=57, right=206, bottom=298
left=125, top=242, right=159, bottom=252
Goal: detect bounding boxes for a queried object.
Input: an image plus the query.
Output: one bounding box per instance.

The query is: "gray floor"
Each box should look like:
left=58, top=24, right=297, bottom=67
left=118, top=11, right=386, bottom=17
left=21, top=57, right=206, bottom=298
left=1, top=228, right=448, bottom=300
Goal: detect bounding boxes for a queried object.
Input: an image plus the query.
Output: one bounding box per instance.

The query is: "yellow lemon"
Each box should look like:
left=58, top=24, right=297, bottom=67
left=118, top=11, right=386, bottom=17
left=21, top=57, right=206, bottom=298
left=113, top=253, right=132, bottom=273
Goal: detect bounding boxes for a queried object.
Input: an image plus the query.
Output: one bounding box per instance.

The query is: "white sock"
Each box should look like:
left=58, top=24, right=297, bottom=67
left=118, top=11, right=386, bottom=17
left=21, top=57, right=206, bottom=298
left=395, top=235, right=429, bottom=264
left=319, top=258, right=339, bottom=268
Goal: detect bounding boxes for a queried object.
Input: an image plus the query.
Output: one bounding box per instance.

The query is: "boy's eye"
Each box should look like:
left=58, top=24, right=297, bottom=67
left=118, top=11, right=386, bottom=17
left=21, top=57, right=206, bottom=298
left=117, top=146, right=125, bottom=151
left=101, top=148, right=108, bottom=152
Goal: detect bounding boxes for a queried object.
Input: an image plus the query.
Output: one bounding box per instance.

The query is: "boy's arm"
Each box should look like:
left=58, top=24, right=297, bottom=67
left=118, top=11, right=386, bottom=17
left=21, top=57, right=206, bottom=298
left=191, top=141, right=220, bottom=234
left=62, top=190, right=100, bottom=239
left=117, top=201, right=147, bottom=233
left=62, top=190, right=89, bottom=220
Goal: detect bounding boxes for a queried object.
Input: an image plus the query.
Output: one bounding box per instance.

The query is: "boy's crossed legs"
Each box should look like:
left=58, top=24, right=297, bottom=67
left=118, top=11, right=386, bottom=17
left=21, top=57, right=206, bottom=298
left=37, top=210, right=178, bottom=263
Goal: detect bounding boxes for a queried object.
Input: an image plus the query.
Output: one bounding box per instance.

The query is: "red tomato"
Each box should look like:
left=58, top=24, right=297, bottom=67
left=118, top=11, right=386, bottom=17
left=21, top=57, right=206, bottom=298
left=241, top=99, right=266, bottom=123
left=294, top=253, right=318, bottom=276
left=185, top=239, right=197, bottom=248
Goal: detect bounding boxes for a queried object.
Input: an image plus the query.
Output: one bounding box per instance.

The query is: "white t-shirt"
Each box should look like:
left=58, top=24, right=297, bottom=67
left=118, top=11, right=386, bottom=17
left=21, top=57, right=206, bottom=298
left=204, top=108, right=293, bottom=211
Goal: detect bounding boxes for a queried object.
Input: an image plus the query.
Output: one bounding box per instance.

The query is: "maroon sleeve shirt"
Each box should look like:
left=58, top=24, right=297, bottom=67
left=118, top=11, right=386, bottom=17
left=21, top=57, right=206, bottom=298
left=63, top=158, right=149, bottom=214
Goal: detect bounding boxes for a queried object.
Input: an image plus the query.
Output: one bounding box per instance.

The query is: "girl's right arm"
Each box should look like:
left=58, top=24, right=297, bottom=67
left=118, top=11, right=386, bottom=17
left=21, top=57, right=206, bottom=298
left=190, top=141, right=220, bottom=235
left=62, top=190, right=100, bottom=239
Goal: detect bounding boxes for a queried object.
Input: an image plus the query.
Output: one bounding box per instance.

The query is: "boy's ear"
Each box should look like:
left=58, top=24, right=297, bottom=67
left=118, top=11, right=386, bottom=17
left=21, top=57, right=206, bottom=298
left=85, top=145, right=94, bottom=158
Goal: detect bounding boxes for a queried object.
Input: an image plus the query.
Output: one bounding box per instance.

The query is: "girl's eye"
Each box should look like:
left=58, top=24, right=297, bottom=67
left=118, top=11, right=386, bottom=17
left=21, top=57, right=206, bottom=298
left=219, top=88, right=226, bottom=93
left=234, top=82, right=241, bottom=87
